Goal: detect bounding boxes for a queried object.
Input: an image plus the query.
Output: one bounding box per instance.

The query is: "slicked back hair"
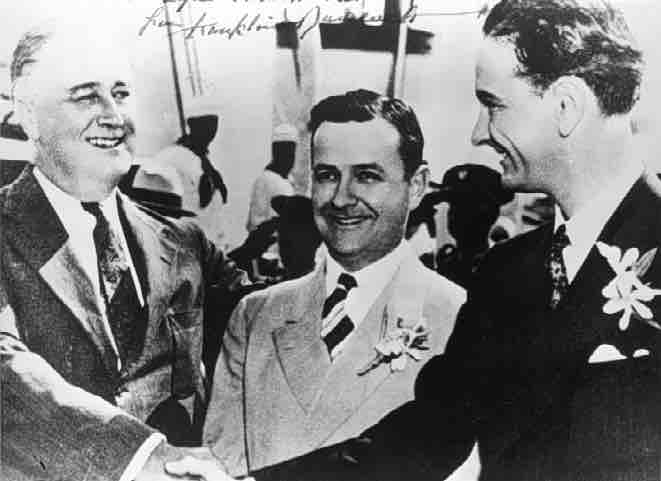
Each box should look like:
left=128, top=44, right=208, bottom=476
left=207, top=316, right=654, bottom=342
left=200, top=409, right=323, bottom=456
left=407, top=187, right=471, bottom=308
left=10, top=27, right=53, bottom=99
left=309, top=89, right=425, bottom=180
left=483, top=0, right=643, bottom=116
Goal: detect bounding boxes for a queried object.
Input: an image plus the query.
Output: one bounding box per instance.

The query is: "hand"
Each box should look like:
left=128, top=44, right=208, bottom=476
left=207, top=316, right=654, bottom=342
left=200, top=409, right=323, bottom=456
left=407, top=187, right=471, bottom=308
left=165, top=447, right=240, bottom=480
left=135, top=444, right=232, bottom=481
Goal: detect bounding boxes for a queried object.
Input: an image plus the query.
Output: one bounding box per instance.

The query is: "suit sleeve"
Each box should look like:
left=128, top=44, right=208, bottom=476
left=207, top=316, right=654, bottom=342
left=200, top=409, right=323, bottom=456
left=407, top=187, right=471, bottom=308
left=0, top=254, right=154, bottom=480
left=203, top=296, right=250, bottom=477
left=1, top=335, right=154, bottom=480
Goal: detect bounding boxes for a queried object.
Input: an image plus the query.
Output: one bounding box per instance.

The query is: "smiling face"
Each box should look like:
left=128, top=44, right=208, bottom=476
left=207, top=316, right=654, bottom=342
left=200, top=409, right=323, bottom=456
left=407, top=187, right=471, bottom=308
left=16, top=31, right=136, bottom=200
left=471, top=38, right=559, bottom=193
left=311, top=118, right=426, bottom=271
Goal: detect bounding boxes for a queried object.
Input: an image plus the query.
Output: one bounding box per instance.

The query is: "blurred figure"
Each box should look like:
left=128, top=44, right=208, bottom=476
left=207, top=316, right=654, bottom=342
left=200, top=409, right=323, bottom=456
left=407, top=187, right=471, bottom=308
left=148, top=114, right=228, bottom=244
left=405, top=184, right=444, bottom=268
left=123, top=162, right=195, bottom=219
left=246, top=124, right=297, bottom=232
left=271, top=194, right=322, bottom=280
left=436, top=164, right=513, bottom=287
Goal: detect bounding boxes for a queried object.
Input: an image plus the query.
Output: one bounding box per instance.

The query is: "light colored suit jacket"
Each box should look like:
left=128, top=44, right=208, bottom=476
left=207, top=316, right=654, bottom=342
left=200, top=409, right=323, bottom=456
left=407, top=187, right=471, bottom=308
left=204, top=247, right=466, bottom=475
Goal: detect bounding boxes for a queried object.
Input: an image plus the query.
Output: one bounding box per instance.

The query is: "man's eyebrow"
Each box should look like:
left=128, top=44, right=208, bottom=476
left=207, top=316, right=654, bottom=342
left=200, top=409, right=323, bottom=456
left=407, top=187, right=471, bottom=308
left=352, top=163, right=385, bottom=172
left=112, top=81, right=129, bottom=89
left=476, top=89, right=502, bottom=106
left=68, top=82, right=100, bottom=95
left=312, top=163, right=338, bottom=170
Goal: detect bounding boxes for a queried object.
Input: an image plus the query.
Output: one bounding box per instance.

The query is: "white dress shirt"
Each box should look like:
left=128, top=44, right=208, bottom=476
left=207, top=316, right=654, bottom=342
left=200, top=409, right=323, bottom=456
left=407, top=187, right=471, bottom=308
left=34, top=168, right=162, bottom=481
left=324, top=240, right=410, bottom=354
left=554, top=164, right=643, bottom=283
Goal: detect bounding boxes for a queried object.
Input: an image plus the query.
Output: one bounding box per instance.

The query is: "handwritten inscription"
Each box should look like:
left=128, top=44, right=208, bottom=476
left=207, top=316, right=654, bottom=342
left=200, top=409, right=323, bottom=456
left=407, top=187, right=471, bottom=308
left=139, top=2, right=488, bottom=41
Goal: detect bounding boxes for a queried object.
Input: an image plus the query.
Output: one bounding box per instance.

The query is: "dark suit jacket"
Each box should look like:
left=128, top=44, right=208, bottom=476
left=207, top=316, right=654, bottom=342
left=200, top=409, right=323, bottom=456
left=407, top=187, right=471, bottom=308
left=255, top=172, right=661, bottom=481
left=0, top=167, right=243, bottom=480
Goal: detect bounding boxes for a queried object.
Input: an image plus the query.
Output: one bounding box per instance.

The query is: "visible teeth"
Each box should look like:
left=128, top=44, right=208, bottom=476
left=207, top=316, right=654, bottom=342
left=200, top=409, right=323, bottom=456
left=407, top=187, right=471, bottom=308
left=87, top=137, right=122, bottom=148
left=334, top=217, right=363, bottom=225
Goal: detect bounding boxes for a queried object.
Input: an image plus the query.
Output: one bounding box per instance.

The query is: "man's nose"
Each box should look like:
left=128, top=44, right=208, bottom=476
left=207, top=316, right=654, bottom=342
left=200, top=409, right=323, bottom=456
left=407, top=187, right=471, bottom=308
left=97, top=95, right=125, bottom=128
left=331, top=177, right=357, bottom=208
left=471, top=108, right=489, bottom=146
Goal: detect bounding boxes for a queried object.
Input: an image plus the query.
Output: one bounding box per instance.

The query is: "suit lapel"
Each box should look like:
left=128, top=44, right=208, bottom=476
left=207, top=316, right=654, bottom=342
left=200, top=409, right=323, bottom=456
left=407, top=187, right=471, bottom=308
left=309, top=250, right=429, bottom=446
left=116, top=193, right=180, bottom=323
left=492, top=174, right=661, bottom=464
left=3, top=168, right=118, bottom=371
left=562, top=173, right=661, bottom=359
left=272, top=265, right=330, bottom=412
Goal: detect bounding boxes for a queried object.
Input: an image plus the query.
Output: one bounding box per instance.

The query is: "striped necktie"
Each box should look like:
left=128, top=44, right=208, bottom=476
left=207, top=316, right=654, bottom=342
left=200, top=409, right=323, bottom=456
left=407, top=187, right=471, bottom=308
left=321, top=273, right=357, bottom=358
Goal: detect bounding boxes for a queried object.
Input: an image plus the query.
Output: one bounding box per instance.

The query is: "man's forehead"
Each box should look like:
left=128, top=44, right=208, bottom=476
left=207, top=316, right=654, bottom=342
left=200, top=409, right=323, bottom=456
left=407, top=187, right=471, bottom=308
left=24, top=25, right=133, bottom=93
left=475, top=37, right=520, bottom=91
left=312, top=118, right=401, bottom=164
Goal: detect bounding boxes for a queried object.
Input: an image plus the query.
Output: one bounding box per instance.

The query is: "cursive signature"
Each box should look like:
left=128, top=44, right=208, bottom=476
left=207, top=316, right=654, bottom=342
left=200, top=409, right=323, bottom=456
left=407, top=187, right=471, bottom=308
left=138, top=3, right=489, bottom=41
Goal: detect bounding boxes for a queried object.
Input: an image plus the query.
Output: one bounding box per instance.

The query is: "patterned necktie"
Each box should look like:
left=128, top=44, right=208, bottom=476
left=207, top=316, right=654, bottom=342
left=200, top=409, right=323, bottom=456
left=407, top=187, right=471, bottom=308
left=82, top=202, right=144, bottom=363
left=321, top=273, right=358, bottom=357
left=548, top=224, right=571, bottom=309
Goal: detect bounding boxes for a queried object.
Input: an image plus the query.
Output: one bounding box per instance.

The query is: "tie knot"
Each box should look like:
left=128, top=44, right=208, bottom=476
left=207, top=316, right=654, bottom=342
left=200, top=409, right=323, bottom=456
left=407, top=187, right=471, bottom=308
left=81, top=201, right=103, bottom=220
left=337, top=273, right=357, bottom=291
left=553, top=224, right=571, bottom=249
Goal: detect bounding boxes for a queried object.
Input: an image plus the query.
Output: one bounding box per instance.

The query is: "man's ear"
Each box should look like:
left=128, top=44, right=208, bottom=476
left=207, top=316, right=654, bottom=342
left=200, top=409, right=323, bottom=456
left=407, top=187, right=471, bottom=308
left=407, top=164, right=429, bottom=211
left=13, top=96, right=38, bottom=141
left=551, top=76, right=586, bottom=138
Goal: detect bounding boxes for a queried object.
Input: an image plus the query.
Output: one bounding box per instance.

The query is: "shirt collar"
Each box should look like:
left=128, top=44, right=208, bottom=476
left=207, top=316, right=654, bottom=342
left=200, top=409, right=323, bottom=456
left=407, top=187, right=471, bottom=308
left=34, top=167, right=121, bottom=236
left=554, top=164, right=642, bottom=246
left=34, top=167, right=144, bottom=307
left=325, top=240, right=409, bottom=297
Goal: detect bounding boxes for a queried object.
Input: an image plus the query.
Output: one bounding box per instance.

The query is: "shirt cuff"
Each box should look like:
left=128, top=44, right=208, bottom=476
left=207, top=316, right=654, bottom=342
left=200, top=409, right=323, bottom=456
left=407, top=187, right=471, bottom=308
left=118, top=433, right=166, bottom=481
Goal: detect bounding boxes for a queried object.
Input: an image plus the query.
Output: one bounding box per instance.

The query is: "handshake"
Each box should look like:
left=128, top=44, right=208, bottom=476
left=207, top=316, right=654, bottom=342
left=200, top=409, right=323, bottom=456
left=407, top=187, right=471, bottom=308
left=135, top=443, right=254, bottom=481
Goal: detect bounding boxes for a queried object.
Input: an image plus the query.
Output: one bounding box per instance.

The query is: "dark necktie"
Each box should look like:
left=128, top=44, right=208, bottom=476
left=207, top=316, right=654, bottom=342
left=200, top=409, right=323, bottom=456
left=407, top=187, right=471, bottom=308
left=548, top=224, right=571, bottom=309
left=82, top=201, right=144, bottom=364
left=322, top=273, right=357, bottom=357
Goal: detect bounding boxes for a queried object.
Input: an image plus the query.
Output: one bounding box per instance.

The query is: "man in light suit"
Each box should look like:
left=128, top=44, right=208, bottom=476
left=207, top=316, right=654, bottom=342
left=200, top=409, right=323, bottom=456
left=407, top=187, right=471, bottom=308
left=0, top=15, right=240, bottom=481
left=241, top=1, right=661, bottom=480
left=200, top=90, right=466, bottom=476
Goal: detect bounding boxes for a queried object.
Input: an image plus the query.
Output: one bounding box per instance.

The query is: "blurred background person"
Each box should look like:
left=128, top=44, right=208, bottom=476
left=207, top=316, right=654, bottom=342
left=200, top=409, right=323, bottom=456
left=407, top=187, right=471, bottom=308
left=436, top=163, right=513, bottom=288
left=136, top=113, right=228, bottom=245
left=271, top=194, right=322, bottom=280
left=246, top=123, right=298, bottom=280
left=246, top=123, right=297, bottom=232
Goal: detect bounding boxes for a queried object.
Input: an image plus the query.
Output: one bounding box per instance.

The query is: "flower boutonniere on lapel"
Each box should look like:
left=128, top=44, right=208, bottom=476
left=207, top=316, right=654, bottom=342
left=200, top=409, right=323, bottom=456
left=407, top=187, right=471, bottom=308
left=357, top=314, right=430, bottom=376
left=596, top=242, right=661, bottom=331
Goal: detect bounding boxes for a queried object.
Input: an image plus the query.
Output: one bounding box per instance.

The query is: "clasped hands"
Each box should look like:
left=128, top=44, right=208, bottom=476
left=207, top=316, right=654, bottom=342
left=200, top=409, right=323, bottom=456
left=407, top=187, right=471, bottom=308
left=135, top=443, right=253, bottom=481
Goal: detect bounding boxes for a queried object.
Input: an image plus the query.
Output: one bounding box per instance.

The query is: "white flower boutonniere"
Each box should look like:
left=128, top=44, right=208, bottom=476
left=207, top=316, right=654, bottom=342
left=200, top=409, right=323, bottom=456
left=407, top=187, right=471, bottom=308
left=357, top=317, right=430, bottom=376
left=596, top=242, right=661, bottom=331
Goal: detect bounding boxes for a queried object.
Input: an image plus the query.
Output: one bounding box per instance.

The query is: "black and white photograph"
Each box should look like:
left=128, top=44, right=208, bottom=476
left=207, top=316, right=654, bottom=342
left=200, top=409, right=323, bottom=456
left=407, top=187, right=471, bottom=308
left=2, top=0, right=661, bottom=480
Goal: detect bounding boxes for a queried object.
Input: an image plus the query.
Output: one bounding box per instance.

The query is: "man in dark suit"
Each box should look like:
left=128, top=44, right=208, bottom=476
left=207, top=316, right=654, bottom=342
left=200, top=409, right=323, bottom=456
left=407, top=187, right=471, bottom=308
left=0, top=15, right=240, bottom=481
left=234, top=1, right=661, bottom=480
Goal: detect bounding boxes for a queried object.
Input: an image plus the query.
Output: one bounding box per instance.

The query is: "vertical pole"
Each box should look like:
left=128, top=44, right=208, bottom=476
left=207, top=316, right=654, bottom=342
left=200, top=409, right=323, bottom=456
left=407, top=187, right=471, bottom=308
left=188, top=1, right=204, bottom=96
left=180, top=10, right=197, bottom=96
left=164, top=0, right=186, bottom=135
left=386, top=0, right=408, bottom=98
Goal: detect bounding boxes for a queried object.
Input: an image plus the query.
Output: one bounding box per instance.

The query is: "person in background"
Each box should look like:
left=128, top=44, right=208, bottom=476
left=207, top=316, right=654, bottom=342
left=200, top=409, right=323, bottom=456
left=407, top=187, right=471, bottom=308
left=246, top=124, right=297, bottom=232
left=271, top=194, right=322, bottom=280
left=436, top=163, right=513, bottom=288
left=146, top=113, right=228, bottom=245
left=404, top=181, right=443, bottom=268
